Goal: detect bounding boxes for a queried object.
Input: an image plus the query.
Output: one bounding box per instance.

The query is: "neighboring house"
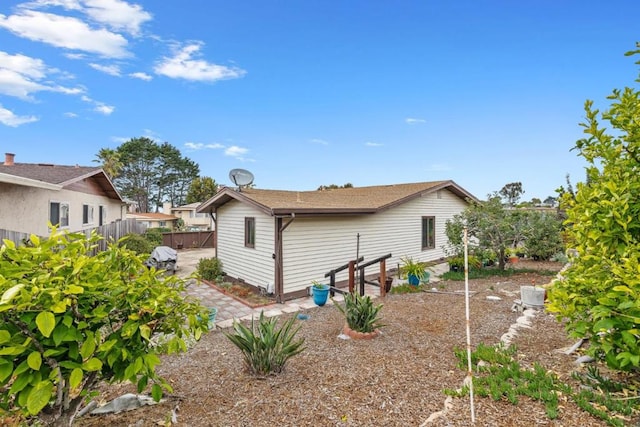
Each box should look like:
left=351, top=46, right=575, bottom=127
left=0, top=152, right=127, bottom=236
left=163, top=202, right=214, bottom=231
left=126, top=212, right=179, bottom=230
left=197, top=180, right=477, bottom=302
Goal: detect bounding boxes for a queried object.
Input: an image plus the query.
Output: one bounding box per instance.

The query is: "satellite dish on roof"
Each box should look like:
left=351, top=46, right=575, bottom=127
left=229, top=168, right=254, bottom=191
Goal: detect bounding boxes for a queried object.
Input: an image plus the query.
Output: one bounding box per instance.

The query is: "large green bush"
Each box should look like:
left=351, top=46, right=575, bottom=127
left=118, top=232, right=153, bottom=254
left=547, top=46, right=640, bottom=371
left=523, top=212, right=564, bottom=260
left=0, top=228, right=209, bottom=425
left=197, top=257, right=224, bottom=282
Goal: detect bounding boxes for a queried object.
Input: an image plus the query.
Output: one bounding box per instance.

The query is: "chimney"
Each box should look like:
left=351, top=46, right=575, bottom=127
left=4, top=153, right=15, bottom=166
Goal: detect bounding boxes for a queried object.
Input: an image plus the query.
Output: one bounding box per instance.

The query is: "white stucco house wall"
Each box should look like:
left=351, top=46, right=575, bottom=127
left=198, top=180, right=477, bottom=302
left=0, top=153, right=127, bottom=236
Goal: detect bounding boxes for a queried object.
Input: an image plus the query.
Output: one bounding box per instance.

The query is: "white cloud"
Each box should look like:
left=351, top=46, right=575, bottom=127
left=82, top=0, right=152, bottom=36
left=0, top=104, right=38, bottom=127
left=185, top=142, right=224, bottom=150
left=129, top=71, right=152, bottom=81
left=405, top=117, right=426, bottom=124
left=225, top=145, right=249, bottom=158
left=89, top=62, right=121, bottom=76
left=64, top=111, right=78, bottom=117
left=19, top=0, right=152, bottom=36
left=94, top=102, right=114, bottom=114
left=154, top=42, right=246, bottom=82
left=310, top=138, right=329, bottom=145
left=365, top=142, right=383, bottom=147
left=0, top=51, right=83, bottom=100
left=0, top=10, right=130, bottom=58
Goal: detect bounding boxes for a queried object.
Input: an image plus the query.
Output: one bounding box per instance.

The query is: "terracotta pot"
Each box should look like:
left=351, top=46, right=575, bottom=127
left=343, top=324, right=379, bottom=340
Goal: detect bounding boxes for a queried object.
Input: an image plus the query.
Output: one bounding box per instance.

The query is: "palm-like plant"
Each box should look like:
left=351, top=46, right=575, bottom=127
left=225, top=311, right=306, bottom=376
left=334, top=292, right=384, bottom=333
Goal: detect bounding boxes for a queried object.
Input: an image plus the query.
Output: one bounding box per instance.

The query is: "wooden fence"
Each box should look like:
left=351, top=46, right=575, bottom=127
left=162, top=231, right=215, bottom=249
left=0, top=219, right=146, bottom=251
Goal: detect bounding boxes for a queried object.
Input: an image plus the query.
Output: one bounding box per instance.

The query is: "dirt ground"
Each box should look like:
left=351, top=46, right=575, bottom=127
left=74, top=261, right=623, bottom=426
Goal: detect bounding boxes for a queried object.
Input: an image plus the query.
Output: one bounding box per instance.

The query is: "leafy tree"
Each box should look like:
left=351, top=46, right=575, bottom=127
left=543, top=196, right=557, bottom=206
left=547, top=45, right=640, bottom=371
left=531, top=197, right=542, bottom=206
left=0, top=228, right=208, bottom=425
left=93, top=148, right=123, bottom=179
left=109, top=137, right=199, bottom=213
left=523, top=212, right=564, bottom=260
left=186, top=176, right=219, bottom=204
left=445, top=195, right=531, bottom=270
left=499, top=181, right=524, bottom=207
left=317, top=183, right=354, bottom=190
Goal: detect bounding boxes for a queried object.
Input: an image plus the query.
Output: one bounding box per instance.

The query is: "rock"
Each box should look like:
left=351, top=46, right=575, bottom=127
left=486, top=295, right=502, bottom=301
left=91, top=393, right=161, bottom=415
left=575, top=355, right=596, bottom=364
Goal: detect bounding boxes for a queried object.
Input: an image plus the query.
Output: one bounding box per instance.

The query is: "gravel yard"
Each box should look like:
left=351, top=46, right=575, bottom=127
left=76, top=262, right=617, bottom=426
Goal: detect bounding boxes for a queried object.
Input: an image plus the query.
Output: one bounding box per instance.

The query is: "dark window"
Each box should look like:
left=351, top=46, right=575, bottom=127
left=49, top=202, right=69, bottom=227
left=82, top=204, right=94, bottom=225
left=245, top=217, right=255, bottom=248
left=98, top=206, right=106, bottom=226
left=422, top=216, right=435, bottom=249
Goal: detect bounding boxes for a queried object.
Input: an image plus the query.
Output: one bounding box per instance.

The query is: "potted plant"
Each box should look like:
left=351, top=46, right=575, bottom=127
left=506, top=247, right=519, bottom=264
left=399, top=256, right=428, bottom=286
left=311, top=281, right=330, bottom=306
left=520, top=279, right=545, bottom=309
left=333, top=292, right=384, bottom=339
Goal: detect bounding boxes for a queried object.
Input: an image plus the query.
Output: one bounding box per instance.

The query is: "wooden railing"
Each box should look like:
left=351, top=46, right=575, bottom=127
left=324, top=253, right=393, bottom=297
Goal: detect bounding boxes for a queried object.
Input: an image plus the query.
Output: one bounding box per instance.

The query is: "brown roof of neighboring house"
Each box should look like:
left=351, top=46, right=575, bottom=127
left=0, top=160, right=123, bottom=201
left=128, top=212, right=178, bottom=221
left=198, top=180, right=476, bottom=216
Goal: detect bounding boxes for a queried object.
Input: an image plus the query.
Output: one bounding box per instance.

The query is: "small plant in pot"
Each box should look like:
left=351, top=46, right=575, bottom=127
left=400, top=256, right=428, bottom=286
left=333, top=292, right=384, bottom=339
left=311, top=280, right=330, bottom=306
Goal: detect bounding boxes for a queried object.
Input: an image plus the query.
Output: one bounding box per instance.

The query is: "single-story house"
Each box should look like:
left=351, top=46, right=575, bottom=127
left=163, top=202, right=214, bottom=231
left=126, top=212, right=179, bottom=230
left=0, top=153, right=127, bottom=236
left=197, top=180, right=477, bottom=302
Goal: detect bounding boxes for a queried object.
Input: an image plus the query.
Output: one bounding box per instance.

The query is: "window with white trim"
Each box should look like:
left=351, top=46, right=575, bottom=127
left=82, top=204, right=94, bottom=225
left=245, top=217, right=255, bottom=248
left=421, top=216, right=435, bottom=249
left=49, top=202, right=70, bottom=227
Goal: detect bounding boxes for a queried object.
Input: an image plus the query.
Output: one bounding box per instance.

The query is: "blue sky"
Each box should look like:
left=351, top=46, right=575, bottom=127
left=1, top=1, right=639, bottom=201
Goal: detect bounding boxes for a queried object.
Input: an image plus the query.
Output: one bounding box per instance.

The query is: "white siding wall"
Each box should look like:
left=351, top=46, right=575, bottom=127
left=216, top=200, right=275, bottom=288
left=282, top=189, right=467, bottom=294
left=0, top=183, right=124, bottom=236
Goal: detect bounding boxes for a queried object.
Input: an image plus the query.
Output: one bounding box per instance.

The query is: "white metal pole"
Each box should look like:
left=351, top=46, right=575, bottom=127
left=464, top=226, right=476, bottom=423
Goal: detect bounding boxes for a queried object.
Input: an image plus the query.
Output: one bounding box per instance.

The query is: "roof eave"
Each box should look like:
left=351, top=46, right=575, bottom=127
left=0, top=172, right=62, bottom=190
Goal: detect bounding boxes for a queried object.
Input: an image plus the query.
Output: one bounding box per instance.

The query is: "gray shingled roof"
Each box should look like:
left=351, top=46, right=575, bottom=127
left=0, top=163, right=100, bottom=185
left=0, top=162, right=123, bottom=201
left=198, top=180, right=476, bottom=216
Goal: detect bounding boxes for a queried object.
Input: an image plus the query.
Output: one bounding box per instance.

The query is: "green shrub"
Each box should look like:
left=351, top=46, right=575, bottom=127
left=0, top=227, right=209, bottom=425
left=197, top=257, right=224, bottom=282
left=119, top=233, right=152, bottom=254
left=225, top=311, right=306, bottom=376
left=390, top=283, right=426, bottom=294
left=333, top=292, right=384, bottom=333
left=144, top=228, right=166, bottom=247
left=524, top=212, right=564, bottom=260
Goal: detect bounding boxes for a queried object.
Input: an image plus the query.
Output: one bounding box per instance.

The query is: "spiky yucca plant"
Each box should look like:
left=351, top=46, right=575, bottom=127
left=334, top=292, right=384, bottom=333
left=225, top=311, right=306, bottom=376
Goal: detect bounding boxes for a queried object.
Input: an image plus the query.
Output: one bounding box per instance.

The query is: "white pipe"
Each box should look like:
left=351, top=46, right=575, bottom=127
left=464, top=227, right=476, bottom=423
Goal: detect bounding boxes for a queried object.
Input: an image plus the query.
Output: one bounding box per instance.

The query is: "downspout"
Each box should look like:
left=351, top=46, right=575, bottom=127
left=209, top=211, right=217, bottom=254
left=274, top=213, right=295, bottom=303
